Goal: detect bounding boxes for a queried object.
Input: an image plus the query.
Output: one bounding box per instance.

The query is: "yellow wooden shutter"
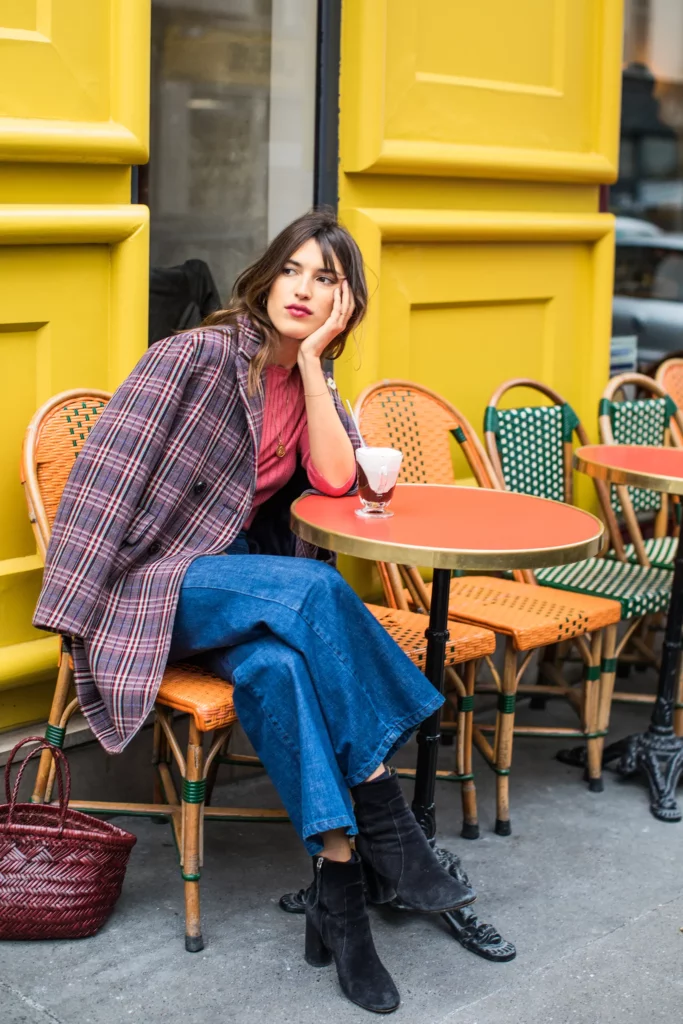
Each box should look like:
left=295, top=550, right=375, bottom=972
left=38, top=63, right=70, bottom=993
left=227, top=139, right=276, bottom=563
left=0, top=0, right=150, bottom=731
left=336, top=0, right=623, bottom=594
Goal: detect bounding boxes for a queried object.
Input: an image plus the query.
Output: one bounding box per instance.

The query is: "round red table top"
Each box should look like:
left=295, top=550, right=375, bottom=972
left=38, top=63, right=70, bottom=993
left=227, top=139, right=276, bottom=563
left=575, top=445, right=683, bottom=496
left=290, top=484, right=603, bottom=570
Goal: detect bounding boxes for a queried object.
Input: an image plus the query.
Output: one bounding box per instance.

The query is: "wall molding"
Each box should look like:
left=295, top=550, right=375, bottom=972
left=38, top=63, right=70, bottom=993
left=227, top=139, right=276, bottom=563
left=0, top=203, right=148, bottom=244
left=354, top=207, right=615, bottom=243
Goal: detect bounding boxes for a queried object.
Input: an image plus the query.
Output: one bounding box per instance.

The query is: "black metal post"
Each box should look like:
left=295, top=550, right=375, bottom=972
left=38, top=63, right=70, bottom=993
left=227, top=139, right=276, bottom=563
left=617, top=529, right=683, bottom=819
left=412, top=567, right=452, bottom=838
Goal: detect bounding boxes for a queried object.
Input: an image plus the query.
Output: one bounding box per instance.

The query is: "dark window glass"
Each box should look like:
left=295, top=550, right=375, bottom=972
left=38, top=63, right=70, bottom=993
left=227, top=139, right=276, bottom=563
left=615, top=245, right=683, bottom=303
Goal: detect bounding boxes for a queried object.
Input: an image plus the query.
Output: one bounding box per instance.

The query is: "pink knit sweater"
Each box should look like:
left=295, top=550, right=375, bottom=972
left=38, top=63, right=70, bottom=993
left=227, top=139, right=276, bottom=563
left=244, top=364, right=356, bottom=528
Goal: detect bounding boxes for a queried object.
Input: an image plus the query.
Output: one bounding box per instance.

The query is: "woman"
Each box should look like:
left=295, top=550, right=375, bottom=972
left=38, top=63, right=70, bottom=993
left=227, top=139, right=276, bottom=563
left=34, top=210, right=474, bottom=1014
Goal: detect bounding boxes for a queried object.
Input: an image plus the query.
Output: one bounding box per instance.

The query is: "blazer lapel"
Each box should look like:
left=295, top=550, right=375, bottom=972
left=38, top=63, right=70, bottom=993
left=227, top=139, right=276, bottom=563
left=235, top=319, right=265, bottom=471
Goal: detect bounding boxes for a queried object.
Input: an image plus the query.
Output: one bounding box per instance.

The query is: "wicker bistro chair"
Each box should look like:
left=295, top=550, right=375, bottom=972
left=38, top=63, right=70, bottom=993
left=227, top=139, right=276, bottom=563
left=484, top=379, right=677, bottom=727
left=655, top=358, right=683, bottom=448
left=355, top=381, right=622, bottom=837
left=21, top=390, right=496, bottom=944
left=599, top=373, right=683, bottom=569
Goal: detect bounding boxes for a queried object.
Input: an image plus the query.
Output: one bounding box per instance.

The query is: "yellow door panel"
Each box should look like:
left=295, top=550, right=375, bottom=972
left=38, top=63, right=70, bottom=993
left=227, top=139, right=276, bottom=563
left=0, top=0, right=149, bottom=163
left=379, top=241, right=598, bottom=482
left=339, top=0, right=624, bottom=603
left=0, top=1, right=110, bottom=120
left=0, top=206, right=147, bottom=728
left=0, top=3, right=150, bottom=731
left=341, top=0, right=623, bottom=181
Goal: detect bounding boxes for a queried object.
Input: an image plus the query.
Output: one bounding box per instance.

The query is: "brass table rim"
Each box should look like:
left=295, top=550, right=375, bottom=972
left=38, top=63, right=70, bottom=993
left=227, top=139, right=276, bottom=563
left=574, top=445, right=683, bottom=497
left=290, top=485, right=603, bottom=571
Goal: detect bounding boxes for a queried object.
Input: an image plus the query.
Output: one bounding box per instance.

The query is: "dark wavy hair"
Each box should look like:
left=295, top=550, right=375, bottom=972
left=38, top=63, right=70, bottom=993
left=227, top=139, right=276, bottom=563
left=203, top=208, right=368, bottom=394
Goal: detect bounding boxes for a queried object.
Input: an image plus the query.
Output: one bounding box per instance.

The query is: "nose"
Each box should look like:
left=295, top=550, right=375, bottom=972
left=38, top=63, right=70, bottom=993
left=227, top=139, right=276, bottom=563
left=295, top=274, right=313, bottom=300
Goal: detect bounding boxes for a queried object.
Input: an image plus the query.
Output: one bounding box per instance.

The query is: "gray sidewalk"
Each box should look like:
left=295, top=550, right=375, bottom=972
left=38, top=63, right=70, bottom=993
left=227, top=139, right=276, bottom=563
left=1, top=675, right=682, bottom=1024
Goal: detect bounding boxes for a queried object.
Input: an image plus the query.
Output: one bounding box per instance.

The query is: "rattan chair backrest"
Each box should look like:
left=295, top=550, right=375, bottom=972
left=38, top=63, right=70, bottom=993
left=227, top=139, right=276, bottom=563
left=353, top=380, right=499, bottom=490
left=21, top=390, right=111, bottom=560
left=353, top=380, right=509, bottom=606
left=655, top=358, right=683, bottom=446
left=484, top=379, right=581, bottom=505
left=598, top=373, right=683, bottom=565
left=484, top=378, right=624, bottom=561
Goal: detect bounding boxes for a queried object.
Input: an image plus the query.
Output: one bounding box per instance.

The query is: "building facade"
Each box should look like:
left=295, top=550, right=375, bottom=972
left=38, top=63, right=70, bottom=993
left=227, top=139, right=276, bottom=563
left=0, top=0, right=624, bottom=733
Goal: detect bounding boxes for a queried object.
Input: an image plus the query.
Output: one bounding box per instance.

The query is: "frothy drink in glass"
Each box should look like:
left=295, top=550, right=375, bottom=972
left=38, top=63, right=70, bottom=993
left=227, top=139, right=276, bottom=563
left=355, top=447, right=403, bottom=518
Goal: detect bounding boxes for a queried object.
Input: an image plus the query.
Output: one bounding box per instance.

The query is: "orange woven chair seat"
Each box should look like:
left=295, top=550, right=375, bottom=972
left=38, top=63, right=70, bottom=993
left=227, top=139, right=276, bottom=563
left=366, top=604, right=495, bottom=667
left=426, top=578, right=621, bottom=652
left=156, top=663, right=237, bottom=732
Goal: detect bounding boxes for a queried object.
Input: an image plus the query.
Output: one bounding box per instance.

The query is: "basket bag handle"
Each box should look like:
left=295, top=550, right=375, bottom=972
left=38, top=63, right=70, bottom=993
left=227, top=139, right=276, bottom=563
left=4, top=736, right=71, bottom=834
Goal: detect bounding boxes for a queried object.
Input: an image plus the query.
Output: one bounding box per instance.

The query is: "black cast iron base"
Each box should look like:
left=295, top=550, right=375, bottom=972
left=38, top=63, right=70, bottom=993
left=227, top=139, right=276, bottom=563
left=618, top=727, right=683, bottom=821
left=557, top=726, right=683, bottom=821
left=278, top=844, right=516, bottom=963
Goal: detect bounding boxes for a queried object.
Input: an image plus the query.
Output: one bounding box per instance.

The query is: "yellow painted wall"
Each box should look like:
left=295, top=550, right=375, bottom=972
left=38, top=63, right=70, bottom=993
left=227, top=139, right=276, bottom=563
left=0, top=1, right=150, bottom=731
left=336, top=0, right=624, bottom=595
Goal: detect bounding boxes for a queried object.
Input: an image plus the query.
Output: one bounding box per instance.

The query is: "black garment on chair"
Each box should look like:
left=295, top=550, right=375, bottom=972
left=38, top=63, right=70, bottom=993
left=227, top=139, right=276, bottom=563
left=149, top=259, right=222, bottom=345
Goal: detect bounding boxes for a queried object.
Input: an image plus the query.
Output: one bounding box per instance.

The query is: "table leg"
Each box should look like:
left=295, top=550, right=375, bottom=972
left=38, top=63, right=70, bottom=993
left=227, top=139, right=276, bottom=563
left=616, top=530, right=683, bottom=820
left=411, top=567, right=451, bottom=837
left=407, top=567, right=517, bottom=962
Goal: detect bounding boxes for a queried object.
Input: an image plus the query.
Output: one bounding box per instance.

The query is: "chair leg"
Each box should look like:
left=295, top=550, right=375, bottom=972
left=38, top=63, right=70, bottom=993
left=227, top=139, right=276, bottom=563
left=594, top=625, right=618, bottom=766
left=459, top=660, right=479, bottom=839
left=31, top=654, right=73, bottom=804
left=152, top=717, right=168, bottom=806
left=493, top=639, right=518, bottom=836
left=182, top=720, right=205, bottom=952
left=583, top=630, right=604, bottom=793
left=204, top=729, right=229, bottom=805
left=532, top=643, right=558, bottom=709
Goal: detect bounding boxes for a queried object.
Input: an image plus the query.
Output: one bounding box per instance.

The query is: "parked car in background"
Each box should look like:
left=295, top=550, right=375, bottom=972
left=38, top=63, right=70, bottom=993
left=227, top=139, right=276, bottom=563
left=614, top=216, right=664, bottom=241
left=612, top=232, right=683, bottom=368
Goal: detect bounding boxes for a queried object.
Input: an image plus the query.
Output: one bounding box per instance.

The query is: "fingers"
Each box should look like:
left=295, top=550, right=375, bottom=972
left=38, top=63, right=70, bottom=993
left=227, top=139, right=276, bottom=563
left=339, top=280, right=355, bottom=327
left=331, top=286, right=342, bottom=323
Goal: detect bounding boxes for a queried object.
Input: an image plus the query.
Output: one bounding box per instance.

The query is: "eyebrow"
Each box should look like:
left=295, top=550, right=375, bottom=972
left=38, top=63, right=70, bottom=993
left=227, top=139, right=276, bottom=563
left=285, top=259, right=340, bottom=276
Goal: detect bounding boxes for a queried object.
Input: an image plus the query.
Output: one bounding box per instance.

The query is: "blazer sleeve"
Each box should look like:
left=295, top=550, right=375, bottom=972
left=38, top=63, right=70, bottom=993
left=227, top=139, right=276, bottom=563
left=33, top=331, right=201, bottom=637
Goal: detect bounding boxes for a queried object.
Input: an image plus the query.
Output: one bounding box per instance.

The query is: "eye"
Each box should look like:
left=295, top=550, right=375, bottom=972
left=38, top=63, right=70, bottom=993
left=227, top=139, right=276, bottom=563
left=317, top=275, right=336, bottom=286
left=282, top=266, right=296, bottom=276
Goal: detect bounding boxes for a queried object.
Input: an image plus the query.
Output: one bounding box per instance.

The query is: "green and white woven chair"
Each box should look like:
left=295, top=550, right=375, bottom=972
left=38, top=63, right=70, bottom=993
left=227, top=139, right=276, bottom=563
left=599, top=373, right=683, bottom=570
left=484, top=378, right=675, bottom=704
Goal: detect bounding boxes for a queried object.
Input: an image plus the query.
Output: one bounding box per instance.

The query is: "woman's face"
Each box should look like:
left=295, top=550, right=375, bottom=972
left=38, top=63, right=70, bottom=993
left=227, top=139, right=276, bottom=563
left=266, top=237, right=344, bottom=341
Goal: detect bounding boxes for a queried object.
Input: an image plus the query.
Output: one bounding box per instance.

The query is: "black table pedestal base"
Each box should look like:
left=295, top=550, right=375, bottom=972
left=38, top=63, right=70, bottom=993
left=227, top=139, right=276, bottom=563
left=558, top=523, right=683, bottom=820
left=618, top=727, right=683, bottom=821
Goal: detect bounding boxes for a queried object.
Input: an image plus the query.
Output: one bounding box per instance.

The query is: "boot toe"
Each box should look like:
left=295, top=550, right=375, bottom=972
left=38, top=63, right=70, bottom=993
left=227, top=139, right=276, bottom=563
left=344, top=971, right=400, bottom=1014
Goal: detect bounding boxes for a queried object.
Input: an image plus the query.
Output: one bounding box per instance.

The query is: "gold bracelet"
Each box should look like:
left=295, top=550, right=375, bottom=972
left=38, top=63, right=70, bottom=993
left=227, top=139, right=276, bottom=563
left=304, top=392, right=329, bottom=398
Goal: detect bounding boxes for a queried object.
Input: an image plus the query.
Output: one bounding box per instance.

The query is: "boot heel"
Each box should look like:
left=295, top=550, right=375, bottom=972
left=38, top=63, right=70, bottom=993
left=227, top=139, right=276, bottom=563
left=362, top=862, right=396, bottom=905
left=305, top=918, right=332, bottom=967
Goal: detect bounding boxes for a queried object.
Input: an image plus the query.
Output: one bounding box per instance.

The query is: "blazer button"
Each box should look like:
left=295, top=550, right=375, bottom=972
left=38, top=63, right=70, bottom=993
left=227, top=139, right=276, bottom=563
left=193, top=481, right=207, bottom=496
left=148, top=542, right=161, bottom=556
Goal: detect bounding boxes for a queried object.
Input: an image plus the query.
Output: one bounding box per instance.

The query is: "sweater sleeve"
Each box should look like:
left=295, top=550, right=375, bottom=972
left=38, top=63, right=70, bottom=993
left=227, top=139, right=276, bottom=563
left=298, top=421, right=357, bottom=496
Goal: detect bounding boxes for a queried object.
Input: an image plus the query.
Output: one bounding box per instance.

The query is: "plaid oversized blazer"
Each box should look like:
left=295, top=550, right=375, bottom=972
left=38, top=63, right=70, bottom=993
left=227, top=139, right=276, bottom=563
left=33, top=320, right=360, bottom=753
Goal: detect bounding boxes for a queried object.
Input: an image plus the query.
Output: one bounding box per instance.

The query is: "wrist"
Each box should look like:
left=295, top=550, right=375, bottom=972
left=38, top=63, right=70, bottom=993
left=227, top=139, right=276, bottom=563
left=297, top=346, right=321, bottom=364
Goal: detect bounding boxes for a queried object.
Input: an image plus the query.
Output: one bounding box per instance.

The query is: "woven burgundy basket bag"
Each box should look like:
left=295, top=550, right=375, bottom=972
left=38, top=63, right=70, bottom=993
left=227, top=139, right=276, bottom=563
left=0, top=737, right=137, bottom=940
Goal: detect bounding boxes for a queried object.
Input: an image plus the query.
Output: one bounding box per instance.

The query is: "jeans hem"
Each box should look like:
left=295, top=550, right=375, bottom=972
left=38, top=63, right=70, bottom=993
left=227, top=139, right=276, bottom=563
left=303, top=815, right=358, bottom=856
left=345, top=691, right=444, bottom=789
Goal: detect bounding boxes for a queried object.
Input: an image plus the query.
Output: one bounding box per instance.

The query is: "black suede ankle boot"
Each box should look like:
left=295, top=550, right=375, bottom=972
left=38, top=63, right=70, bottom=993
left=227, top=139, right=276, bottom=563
left=305, top=852, right=400, bottom=1014
left=352, top=771, right=477, bottom=913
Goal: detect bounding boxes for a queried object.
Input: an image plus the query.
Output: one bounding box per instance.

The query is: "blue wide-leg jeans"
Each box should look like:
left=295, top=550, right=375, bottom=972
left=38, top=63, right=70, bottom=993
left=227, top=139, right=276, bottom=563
left=168, top=545, right=443, bottom=854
